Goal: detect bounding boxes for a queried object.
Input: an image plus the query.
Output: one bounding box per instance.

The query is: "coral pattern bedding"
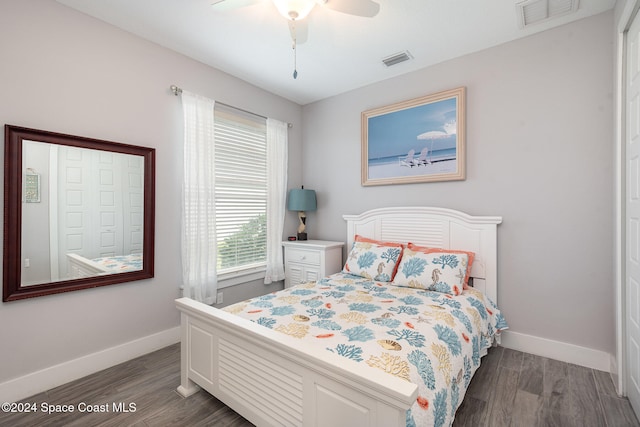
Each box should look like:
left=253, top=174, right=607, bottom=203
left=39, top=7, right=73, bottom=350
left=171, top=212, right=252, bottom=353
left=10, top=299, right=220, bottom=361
left=91, top=253, right=142, bottom=272
left=223, top=272, right=508, bottom=427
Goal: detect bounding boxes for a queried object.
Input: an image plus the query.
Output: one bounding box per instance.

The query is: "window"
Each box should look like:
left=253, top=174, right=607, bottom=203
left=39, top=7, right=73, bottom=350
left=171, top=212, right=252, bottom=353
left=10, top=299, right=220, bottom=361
left=181, top=90, right=287, bottom=302
left=214, top=104, right=267, bottom=277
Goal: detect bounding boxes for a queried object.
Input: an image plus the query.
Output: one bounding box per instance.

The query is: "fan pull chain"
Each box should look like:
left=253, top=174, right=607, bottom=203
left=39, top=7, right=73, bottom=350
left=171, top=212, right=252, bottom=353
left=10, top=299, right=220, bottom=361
left=293, top=40, right=298, bottom=79
left=291, top=19, right=298, bottom=79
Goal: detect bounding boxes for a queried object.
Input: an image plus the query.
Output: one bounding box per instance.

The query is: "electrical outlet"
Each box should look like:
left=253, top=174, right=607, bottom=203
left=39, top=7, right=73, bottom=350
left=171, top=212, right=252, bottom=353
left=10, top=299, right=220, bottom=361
left=217, top=291, right=223, bottom=304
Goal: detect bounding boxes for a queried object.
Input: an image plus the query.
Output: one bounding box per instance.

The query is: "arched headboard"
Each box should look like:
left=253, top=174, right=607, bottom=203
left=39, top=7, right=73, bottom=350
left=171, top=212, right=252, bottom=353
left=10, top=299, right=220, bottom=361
left=343, top=207, right=502, bottom=303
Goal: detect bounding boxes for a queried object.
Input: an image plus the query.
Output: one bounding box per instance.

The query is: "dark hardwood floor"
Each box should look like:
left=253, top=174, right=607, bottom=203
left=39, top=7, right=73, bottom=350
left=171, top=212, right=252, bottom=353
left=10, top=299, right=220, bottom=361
left=454, top=346, right=639, bottom=427
left=1, top=344, right=638, bottom=426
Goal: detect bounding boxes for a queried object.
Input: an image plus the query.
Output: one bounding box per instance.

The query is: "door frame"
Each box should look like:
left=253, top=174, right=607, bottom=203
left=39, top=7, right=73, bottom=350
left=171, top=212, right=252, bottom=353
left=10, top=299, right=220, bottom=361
left=617, top=0, right=640, bottom=397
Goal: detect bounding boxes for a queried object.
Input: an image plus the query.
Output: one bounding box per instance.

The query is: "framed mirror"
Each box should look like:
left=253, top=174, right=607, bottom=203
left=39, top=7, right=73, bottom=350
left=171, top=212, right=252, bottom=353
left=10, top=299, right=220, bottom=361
left=3, top=125, right=155, bottom=301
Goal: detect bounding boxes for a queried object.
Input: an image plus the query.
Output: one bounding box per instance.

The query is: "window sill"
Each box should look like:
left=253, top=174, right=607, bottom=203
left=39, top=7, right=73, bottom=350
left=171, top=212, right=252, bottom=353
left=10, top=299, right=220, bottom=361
left=178, top=267, right=266, bottom=291
left=217, top=268, right=266, bottom=289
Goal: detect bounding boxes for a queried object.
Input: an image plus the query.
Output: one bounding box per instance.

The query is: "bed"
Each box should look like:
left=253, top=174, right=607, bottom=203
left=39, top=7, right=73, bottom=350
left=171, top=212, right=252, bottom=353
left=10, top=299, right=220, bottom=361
left=175, top=206, right=504, bottom=426
left=66, top=253, right=142, bottom=278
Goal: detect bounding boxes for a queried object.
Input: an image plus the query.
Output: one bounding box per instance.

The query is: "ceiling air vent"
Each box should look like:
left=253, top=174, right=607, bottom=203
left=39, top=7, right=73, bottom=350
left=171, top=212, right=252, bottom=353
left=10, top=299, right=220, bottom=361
left=516, top=0, right=579, bottom=28
left=382, top=51, right=413, bottom=67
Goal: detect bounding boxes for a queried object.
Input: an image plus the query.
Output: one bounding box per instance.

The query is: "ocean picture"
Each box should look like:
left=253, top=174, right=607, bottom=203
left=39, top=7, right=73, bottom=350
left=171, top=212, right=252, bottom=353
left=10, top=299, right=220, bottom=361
left=361, top=87, right=466, bottom=185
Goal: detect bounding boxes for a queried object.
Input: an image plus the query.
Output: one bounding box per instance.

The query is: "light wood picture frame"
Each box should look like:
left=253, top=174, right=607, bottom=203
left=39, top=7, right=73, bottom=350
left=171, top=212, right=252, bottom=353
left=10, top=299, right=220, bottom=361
left=361, top=87, right=466, bottom=186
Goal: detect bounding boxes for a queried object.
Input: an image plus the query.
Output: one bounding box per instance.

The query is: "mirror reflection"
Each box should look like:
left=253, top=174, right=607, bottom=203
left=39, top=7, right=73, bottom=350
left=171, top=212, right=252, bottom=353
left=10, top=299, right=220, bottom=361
left=4, top=124, right=155, bottom=302
left=21, top=141, right=145, bottom=286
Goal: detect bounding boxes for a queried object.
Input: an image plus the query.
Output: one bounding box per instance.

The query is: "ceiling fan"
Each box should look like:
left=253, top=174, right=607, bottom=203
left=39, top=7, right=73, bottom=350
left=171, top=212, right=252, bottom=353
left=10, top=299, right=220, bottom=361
left=211, top=0, right=380, bottom=19
left=211, top=0, right=380, bottom=78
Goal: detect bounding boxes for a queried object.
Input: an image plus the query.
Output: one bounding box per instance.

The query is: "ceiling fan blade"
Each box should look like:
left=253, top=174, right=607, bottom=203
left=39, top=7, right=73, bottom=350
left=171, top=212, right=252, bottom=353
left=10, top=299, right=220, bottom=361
left=321, top=0, right=380, bottom=17
left=288, top=19, right=308, bottom=44
left=211, top=0, right=261, bottom=12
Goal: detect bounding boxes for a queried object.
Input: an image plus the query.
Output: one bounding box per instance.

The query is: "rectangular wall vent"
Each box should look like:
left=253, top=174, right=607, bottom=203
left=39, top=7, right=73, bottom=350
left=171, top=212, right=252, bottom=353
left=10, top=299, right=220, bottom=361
left=516, top=0, right=579, bottom=28
left=382, top=51, right=413, bottom=67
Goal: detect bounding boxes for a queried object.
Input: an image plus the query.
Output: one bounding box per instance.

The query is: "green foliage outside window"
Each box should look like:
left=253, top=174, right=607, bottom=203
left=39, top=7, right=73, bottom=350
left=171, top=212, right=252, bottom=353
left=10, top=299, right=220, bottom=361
left=218, top=214, right=267, bottom=269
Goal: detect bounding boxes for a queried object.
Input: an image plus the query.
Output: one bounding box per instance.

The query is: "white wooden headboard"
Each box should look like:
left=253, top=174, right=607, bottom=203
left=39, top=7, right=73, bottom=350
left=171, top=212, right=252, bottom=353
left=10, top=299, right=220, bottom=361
left=343, top=207, right=502, bottom=303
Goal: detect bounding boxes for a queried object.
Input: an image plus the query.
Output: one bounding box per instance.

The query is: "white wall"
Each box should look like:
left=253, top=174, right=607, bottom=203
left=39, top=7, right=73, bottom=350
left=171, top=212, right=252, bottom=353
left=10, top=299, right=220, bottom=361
left=0, top=0, right=301, bottom=397
left=21, top=142, right=52, bottom=285
left=302, top=12, right=615, bottom=360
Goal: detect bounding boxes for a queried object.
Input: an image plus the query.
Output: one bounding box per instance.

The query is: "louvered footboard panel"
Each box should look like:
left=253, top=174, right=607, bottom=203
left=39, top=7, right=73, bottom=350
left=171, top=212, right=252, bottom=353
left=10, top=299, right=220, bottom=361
left=218, top=339, right=304, bottom=427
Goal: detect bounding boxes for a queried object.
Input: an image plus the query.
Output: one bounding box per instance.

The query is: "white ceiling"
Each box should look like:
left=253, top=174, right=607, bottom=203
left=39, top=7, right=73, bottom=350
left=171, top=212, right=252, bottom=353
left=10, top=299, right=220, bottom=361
left=55, top=0, right=615, bottom=105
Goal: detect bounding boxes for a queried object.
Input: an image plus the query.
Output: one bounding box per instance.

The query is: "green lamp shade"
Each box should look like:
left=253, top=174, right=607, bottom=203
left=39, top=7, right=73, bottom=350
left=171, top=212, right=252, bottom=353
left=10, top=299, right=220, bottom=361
left=287, top=189, right=317, bottom=212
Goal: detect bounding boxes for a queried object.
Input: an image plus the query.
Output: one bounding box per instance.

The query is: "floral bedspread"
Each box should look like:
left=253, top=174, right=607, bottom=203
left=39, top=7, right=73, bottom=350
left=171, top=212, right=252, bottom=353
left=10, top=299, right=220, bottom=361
left=92, top=253, right=142, bottom=272
left=223, top=273, right=508, bottom=427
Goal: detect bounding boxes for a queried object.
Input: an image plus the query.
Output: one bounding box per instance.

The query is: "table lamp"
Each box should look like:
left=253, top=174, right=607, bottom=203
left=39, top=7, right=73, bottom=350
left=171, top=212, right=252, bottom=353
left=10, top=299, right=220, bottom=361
left=287, top=187, right=317, bottom=240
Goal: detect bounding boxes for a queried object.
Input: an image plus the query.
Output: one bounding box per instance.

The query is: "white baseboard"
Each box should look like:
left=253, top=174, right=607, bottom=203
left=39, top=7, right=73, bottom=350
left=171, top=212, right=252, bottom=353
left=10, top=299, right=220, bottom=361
left=610, top=353, right=625, bottom=396
left=500, top=330, right=612, bottom=372
left=0, top=326, right=180, bottom=403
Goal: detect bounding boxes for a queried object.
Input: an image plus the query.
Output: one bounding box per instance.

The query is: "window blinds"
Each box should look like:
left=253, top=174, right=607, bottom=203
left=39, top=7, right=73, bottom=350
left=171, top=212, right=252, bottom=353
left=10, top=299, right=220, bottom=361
left=214, top=104, right=267, bottom=274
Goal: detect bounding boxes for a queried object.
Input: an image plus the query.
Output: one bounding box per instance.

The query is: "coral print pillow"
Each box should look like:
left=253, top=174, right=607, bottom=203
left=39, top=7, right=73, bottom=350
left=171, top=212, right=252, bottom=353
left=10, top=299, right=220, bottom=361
left=407, top=243, right=475, bottom=289
left=342, top=235, right=403, bottom=282
left=392, top=248, right=468, bottom=296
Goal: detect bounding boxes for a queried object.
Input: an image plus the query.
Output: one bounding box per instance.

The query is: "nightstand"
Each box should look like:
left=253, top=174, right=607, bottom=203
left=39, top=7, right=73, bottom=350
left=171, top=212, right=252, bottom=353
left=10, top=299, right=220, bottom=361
left=282, top=240, right=344, bottom=288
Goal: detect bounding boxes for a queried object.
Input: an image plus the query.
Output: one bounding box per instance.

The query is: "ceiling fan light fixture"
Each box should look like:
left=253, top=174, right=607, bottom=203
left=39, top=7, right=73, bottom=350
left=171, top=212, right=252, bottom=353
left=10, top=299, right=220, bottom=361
left=272, top=0, right=316, bottom=20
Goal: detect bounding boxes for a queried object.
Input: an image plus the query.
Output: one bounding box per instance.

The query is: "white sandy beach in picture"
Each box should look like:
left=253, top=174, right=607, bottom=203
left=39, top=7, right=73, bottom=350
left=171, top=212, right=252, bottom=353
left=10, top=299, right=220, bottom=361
left=368, top=158, right=457, bottom=179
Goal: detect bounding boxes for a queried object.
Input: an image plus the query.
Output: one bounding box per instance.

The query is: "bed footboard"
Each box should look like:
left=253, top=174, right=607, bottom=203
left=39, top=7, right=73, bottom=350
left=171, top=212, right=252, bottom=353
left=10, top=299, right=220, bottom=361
left=66, top=253, right=109, bottom=278
left=176, top=297, right=417, bottom=427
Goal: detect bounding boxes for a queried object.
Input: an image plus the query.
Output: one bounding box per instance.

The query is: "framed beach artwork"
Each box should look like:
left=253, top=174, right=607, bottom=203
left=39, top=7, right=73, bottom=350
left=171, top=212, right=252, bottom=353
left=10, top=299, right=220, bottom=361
left=361, top=86, right=466, bottom=186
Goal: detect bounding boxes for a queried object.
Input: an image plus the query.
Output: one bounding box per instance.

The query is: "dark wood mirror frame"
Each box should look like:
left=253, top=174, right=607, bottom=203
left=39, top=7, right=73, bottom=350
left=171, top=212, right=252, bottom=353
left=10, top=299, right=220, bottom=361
left=3, top=125, right=155, bottom=301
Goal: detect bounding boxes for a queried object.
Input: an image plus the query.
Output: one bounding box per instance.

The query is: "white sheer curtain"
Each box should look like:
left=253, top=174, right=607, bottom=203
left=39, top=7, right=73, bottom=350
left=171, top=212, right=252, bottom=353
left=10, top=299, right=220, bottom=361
left=181, top=91, right=217, bottom=304
left=264, top=118, right=288, bottom=284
